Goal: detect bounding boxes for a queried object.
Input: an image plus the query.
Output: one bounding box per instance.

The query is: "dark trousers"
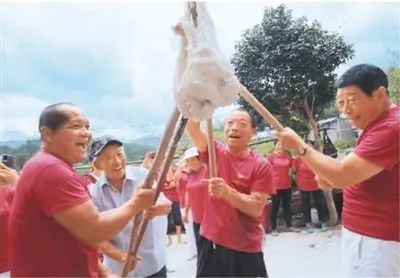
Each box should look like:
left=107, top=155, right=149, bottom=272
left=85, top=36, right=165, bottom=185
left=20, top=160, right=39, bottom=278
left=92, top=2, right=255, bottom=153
left=271, top=188, right=292, bottom=229
left=196, top=236, right=267, bottom=277
left=167, top=201, right=182, bottom=234
left=146, top=265, right=167, bottom=278
left=300, top=190, right=327, bottom=223
left=193, top=222, right=201, bottom=255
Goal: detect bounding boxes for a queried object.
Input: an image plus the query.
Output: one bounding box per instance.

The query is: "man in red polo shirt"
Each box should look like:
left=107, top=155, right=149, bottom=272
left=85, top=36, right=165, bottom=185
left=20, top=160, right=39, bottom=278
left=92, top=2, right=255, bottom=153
left=187, top=109, right=274, bottom=277
left=267, top=142, right=298, bottom=235
left=9, top=103, right=155, bottom=277
left=178, top=147, right=209, bottom=255
left=278, top=64, right=399, bottom=277
left=292, top=142, right=328, bottom=233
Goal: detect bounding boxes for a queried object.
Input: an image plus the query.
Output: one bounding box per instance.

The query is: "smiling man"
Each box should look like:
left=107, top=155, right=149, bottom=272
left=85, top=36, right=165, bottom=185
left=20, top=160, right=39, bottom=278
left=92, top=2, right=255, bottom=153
left=89, top=135, right=171, bottom=277
left=9, top=103, right=155, bottom=277
left=277, top=64, right=399, bottom=277
left=186, top=109, right=274, bottom=277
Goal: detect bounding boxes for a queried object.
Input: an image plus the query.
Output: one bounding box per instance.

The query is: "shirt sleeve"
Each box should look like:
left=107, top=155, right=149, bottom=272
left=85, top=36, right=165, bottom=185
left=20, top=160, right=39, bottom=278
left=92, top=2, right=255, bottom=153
left=251, top=157, right=275, bottom=195
left=89, top=185, right=102, bottom=211
left=198, top=140, right=224, bottom=164
left=32, top=164, right=91, bottom=216
left=354, top=122, right=399, bottom=171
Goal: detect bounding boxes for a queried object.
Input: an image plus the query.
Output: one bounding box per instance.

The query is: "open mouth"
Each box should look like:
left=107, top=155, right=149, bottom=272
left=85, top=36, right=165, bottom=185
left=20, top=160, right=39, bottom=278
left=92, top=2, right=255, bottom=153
left=229, top=134, right=241, bottom=139
left=76, top=143, right=87, bottom=151
left=113, top=166, right=124, bottom=172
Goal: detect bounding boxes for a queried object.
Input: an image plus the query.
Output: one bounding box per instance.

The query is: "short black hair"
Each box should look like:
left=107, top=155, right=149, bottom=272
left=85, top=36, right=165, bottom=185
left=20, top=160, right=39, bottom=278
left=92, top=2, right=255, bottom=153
left=337, top=64, right=388, bottom=96
left=231, top=109, right=256, bottom=128
left=38, top=102, right=76, bottom=132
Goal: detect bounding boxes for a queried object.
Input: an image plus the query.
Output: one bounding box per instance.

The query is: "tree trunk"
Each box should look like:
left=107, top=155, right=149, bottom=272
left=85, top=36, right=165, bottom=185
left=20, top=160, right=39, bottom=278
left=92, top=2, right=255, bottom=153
left=323, top=190, right=338, bottom=226
left=303, top=97, right=338, bottom=226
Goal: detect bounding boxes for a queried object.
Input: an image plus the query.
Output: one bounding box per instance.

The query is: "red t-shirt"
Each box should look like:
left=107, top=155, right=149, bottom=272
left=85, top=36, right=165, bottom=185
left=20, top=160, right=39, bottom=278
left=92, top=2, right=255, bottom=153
left=162, top=185, right=179, bottom=202
left=186, top=164, right=208, bottom=224
left=343, top=105, right=399, bottom=241
left=0, top=187, right=15, bottom=273
left=176, top=171, right=189, bottom=208
left=200, top=141, right=274, bottom=253
left=10, top=152, right=99, bottom=277
left=81, top=173, right=97, bottom=188
left=267, top=152, right=292, bottom=190
left=292, top=157, right=319, bottom=191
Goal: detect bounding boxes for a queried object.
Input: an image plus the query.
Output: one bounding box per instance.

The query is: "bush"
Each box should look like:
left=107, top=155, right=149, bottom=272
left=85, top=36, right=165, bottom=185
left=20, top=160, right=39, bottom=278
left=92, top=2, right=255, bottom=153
left=334, top=138, right=351, bottom=150
left=251, top=141, right=275, bottom=156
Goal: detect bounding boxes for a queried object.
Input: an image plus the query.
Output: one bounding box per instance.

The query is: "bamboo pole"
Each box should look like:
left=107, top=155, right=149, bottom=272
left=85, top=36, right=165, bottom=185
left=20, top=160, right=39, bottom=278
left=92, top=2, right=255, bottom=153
left=239, top=85, right=285, bottom=132
left=188, top=2, right=218, bottom=179
left=121, top=108, right=181, bottom=277
left=206, top=119, right=217, bottom=178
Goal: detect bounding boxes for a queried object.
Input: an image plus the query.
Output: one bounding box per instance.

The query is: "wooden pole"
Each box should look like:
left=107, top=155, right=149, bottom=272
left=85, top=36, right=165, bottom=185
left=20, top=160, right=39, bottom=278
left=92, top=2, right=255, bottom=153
left=188, top=2, right=218, bottom=179
left=206, top=119, right=217, bottom=178
left=239, top=85, right=285, bottom=132
left=121, top=108, right=181, bottom=277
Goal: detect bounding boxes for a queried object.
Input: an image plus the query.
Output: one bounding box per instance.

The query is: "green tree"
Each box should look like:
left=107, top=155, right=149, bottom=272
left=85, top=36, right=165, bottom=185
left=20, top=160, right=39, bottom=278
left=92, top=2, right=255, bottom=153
left=387, top=66, right=400, bottom=104
left=232, top=4, right=354, bottom=149
left=232, top=5, right=354, bottom=225
left=319, top=101, right=340, bottom=119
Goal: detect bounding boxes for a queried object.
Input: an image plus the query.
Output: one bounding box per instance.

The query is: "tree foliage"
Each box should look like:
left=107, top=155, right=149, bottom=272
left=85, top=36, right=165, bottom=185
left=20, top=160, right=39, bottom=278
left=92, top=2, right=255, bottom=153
left=231, top=5, right=354, bottom=139
left=387, top=66, right=400, bottom=104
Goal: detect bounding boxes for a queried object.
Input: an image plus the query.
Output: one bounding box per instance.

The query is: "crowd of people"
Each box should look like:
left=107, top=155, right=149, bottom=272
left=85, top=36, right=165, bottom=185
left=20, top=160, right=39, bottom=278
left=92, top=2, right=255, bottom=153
left=0, top=64, right=398, bottom=277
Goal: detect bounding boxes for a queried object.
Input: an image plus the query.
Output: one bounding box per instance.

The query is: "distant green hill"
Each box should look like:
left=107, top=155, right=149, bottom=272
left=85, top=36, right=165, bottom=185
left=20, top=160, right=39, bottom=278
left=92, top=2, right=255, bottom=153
left=0, top=140, right=41, bottom=170
left=1, top=139, right=156, bottom=171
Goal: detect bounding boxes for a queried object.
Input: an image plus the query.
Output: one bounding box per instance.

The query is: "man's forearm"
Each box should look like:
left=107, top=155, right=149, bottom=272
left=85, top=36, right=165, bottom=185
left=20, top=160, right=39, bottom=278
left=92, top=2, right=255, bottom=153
left=302, top=147, right=350, bottom=188
left=153, top=203, right=171, bottom=216
left=98, top=241, right=125, bottom=263
left=186, top=119, right=208, bottom=152
left=91, top=199, right=141, bottom=244
left=224, top=187, right=265, bottom=217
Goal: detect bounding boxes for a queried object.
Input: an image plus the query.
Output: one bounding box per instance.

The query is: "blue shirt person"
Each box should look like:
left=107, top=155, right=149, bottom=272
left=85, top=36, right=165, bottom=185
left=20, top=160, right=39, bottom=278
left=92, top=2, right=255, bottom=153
left=89, top=136, right=170, bottom=277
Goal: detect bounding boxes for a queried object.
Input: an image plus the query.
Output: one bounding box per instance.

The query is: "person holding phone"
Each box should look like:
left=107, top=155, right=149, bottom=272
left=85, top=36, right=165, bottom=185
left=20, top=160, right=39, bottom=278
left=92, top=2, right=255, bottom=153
left=0, top=162, right=19, bottom=275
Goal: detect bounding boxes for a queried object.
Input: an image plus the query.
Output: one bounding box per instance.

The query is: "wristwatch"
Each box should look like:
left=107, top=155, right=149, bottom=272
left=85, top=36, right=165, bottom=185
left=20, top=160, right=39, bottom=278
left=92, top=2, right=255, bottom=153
left=298, top=142, right=309, bottom=156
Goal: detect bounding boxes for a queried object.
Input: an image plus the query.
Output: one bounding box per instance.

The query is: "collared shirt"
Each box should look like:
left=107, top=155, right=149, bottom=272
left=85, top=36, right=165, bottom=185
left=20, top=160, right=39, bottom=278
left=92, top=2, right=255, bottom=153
left=90, top=166, right=168, bottom=277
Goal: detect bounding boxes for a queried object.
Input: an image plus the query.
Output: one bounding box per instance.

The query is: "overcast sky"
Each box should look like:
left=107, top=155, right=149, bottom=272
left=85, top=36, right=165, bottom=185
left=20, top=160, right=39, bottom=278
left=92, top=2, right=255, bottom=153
left=1, top=1, right=399, bottom=141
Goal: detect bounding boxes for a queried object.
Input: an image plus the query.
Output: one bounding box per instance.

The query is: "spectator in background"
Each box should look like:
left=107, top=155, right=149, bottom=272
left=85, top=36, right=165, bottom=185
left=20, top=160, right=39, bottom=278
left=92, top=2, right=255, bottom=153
left=178, top=147, right=208, bottom=258
left=0, top=163, right=19, bottom=276
left=170, top=158, right=198, bottom=261
left=292, top=141, right=328, bottom=232
left=81, top=155, right=103, bottom=190
left=0, top=161, right=18, bottom=187
left=267, top=141, right=300, bottom=236
left=141, top=151, right=184, bottom=246
left=163, top=167, right=184, bottom=246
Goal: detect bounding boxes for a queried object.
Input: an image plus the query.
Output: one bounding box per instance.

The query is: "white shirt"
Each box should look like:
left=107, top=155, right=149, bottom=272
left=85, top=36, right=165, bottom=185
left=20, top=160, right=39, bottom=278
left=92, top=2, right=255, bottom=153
left=90, top=166, right=169, bottom=277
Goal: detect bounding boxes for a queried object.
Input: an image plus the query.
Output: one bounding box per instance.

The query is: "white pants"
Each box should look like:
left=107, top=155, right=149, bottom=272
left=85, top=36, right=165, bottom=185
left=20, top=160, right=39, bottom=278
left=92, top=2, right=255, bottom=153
left=341, top=227, right=400, bottom=277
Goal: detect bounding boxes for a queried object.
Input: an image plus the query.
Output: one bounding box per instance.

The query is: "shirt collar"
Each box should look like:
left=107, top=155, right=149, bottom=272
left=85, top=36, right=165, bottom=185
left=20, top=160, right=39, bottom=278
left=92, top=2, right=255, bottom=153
left=97, top=168, right=137, bottom=189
